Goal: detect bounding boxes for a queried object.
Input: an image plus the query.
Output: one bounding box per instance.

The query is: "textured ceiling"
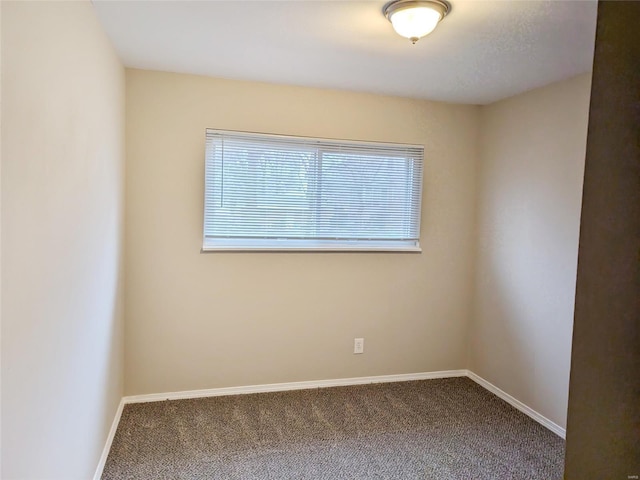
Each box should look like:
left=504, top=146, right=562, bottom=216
left=92, top=0, right=597, bottom=104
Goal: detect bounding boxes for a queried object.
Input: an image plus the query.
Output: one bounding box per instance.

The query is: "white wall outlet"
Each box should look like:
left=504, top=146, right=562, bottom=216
left=354, top=337, right=364, bottom=354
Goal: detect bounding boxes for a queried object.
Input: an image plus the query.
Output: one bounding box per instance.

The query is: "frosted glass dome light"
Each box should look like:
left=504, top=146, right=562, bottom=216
left=383, top=0, right=450, bottom=44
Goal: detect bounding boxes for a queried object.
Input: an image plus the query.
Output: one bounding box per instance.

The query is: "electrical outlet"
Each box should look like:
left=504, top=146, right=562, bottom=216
left=354, top=337, right=364, bottom=354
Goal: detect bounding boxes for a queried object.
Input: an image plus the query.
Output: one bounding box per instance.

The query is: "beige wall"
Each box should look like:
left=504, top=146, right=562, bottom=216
left=125, top=69, right=480, bottom=395
left=471, top=74, right=592, bottom=428
left=0, top=2, right=3, bottom=473
left=1, top=2, right=125, bottom=479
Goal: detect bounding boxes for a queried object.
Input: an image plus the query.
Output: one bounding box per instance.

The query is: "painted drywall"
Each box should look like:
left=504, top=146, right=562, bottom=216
left=0, top=2, right=3, bottom=473
left=470, top=74, right=592, bottom=429
left=1, top=2, right=125, bottom=478
left=125, top=69, right=480, bottom=395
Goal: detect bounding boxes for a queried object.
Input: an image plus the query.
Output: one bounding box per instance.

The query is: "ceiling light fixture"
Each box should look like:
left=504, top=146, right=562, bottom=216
left=383, top=0, right=450, bottom=44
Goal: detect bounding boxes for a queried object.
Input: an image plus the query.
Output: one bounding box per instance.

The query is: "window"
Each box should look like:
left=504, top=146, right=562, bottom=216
left=203, top=129, right=424, bottom=251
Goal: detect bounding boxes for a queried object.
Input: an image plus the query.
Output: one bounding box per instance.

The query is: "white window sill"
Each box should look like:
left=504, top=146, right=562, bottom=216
left=201, top=245, right=422, bottom=253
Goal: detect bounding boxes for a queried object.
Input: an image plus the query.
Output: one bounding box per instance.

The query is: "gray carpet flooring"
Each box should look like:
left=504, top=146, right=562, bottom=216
left=102, top=377, right=565, bottom=479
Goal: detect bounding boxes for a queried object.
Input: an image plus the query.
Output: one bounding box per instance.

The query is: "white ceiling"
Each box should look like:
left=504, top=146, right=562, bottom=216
left=92, top=0, right=598, bottom=105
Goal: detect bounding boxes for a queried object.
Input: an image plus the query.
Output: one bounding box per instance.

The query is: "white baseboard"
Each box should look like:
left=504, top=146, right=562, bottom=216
left=93, top=398, right=125, bottom=480
left=123, top=370, right=468, bottom=404
left=466, top=370, right=566, bottom=439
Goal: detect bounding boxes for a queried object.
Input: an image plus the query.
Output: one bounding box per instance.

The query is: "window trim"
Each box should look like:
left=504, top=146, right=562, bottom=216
left=202, top=129, right=424, bottom=253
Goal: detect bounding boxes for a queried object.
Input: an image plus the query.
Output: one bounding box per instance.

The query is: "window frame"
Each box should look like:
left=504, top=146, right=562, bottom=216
left=202, top=129, right=424, bottom=253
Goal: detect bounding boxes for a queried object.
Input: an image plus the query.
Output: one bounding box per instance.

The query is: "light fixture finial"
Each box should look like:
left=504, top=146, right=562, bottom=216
left=383, top=0, right=450, bottom=44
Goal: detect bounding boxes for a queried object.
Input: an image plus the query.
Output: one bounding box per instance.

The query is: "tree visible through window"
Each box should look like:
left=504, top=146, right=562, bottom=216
left=203, top=129, right=424, bottom=251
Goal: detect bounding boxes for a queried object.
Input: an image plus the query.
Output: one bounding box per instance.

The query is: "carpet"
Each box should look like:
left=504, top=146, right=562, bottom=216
left=102, top=377, right=564, bottom=479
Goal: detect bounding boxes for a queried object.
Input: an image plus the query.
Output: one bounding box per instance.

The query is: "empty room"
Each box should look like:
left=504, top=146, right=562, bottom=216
left=1, top=1, right=638, bottom=479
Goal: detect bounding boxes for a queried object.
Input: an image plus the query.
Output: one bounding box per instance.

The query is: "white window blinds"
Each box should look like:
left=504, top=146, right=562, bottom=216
left=203, top=129, right=424, bottom=251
